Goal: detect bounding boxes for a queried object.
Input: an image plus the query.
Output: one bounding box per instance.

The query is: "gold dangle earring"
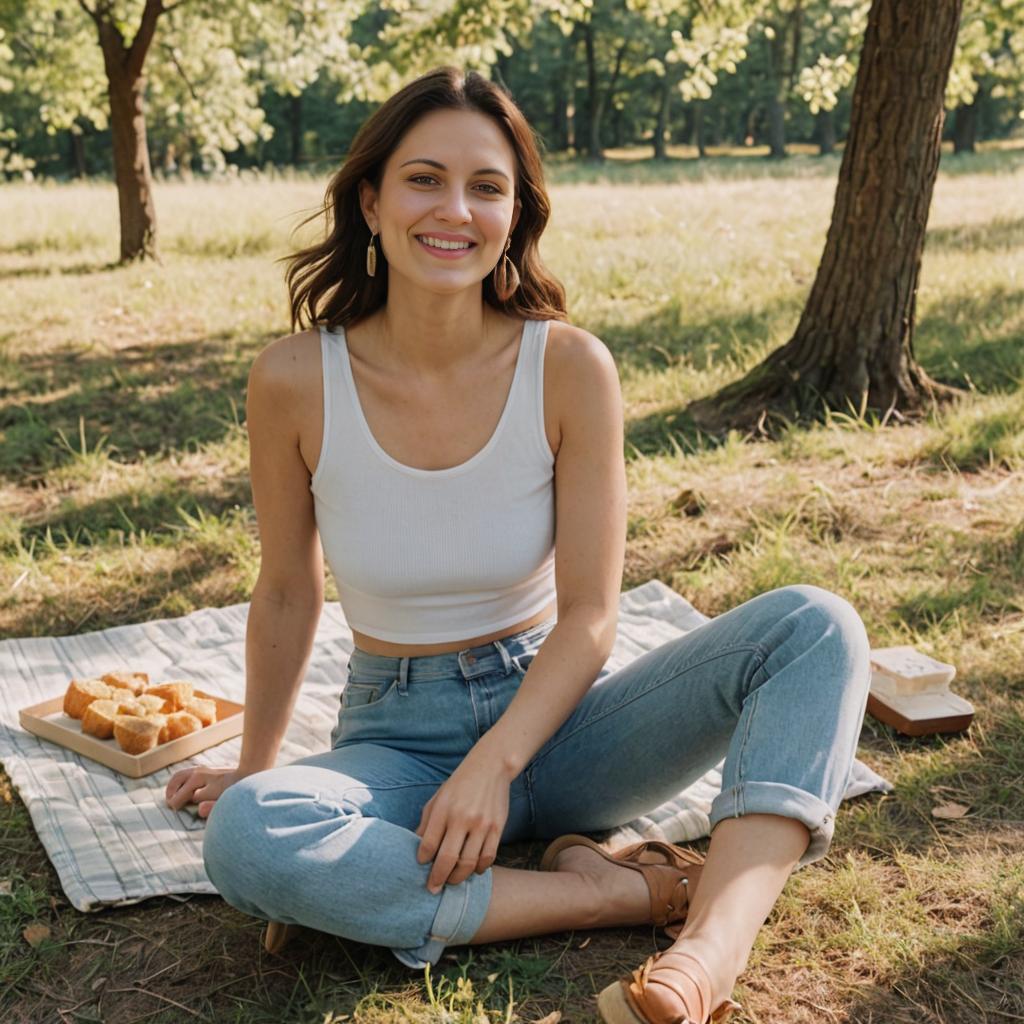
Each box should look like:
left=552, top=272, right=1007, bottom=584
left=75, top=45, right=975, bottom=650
left=366, top=230, right=378, bottom=277
left=493, top=235, right=520, bottom=301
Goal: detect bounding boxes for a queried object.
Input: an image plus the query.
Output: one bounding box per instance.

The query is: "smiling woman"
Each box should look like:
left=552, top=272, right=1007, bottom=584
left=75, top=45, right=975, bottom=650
left=166, top=66, right=875, bottom=1024
left=281, top=70, right=566, bottom=329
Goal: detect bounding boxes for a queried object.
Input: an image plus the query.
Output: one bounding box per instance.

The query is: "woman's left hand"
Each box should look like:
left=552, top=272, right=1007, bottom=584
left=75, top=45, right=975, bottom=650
left=414, top=751, right=512, bottom=893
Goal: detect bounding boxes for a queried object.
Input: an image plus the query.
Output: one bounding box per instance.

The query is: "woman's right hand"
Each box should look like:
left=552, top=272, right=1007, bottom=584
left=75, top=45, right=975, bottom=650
left=166, top=765, right=246, bottom=819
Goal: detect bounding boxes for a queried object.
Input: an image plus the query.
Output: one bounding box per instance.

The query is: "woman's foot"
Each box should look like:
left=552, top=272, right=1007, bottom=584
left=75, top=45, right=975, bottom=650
left=541, top=834, right=704, bottom=931
left=547, top=843, right=652, bottom=927
left=600, top=940, right=743, bottom=1024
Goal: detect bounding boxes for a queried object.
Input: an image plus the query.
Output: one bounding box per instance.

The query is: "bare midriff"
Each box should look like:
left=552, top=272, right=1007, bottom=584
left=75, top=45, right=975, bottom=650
left=351, top=598, right=557, bottom=657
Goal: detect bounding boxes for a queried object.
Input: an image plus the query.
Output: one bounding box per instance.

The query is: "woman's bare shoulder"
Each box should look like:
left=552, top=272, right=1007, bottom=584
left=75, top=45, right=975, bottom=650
left=249, top=328, right=321, bottom=391
left=544, top=319, right=619, bottom=384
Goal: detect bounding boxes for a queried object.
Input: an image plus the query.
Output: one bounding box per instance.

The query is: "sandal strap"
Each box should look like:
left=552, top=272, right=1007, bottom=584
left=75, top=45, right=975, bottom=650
left=627, top=950, right=710, bottom=1024
left=624, top=950, right=744, bottom=1024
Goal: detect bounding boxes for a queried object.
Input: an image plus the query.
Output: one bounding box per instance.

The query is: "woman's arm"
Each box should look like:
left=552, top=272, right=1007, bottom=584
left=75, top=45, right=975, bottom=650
left=414, top=323, right=627, bottom=889
left=469, top=321, right=627, bottom=776
left=237, top=333, right=325, bottom=776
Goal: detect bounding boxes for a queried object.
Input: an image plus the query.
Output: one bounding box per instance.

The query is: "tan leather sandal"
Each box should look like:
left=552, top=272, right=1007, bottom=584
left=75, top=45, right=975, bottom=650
left=538, top=833, right=705, bottom=931
left=597, top=948, right=743, bottom=1024
left=263, top=920, right=303, bottom=955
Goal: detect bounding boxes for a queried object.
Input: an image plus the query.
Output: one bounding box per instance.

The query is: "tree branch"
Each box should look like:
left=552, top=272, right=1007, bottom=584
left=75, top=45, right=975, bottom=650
left=125, top=0, right=165, bottom=80
left=162, top=41, right=199, bottom=102
left=75, top=0, right=101, bottom=29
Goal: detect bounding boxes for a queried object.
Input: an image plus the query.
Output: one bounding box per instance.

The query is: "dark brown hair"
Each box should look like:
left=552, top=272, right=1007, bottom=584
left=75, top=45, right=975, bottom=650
left=279, top=67, right=567, bottom=333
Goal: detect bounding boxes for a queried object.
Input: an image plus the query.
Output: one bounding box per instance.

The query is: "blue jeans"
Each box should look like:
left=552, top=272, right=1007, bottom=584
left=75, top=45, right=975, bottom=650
left=202, top=584, right=871, bottom=969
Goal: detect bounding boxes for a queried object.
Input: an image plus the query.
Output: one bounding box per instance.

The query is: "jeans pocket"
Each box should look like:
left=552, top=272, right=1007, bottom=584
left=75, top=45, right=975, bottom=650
left=341, top=679, right=398, bottom=709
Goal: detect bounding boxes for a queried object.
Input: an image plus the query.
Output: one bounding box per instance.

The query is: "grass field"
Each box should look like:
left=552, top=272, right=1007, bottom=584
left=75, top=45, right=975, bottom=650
left=1, top=144, right=1023, bottom=1023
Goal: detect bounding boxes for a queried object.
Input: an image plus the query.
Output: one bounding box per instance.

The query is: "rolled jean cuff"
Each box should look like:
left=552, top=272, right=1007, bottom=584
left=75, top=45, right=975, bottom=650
left=709, top=780, right=836, bottom=870
left=390, top=868, right=493, bottom=969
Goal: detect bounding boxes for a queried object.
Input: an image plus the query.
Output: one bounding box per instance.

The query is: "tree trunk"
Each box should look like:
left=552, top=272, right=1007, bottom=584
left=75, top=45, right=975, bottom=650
left=817, top=108, right=836, bottom=155
left=90, top=1, right=164, bottom=263
left=289, top=93, right=304, bottom=166
left=105, top=60, right=158, bottom=261
left=565, top=28, right=577, bottom=152
left=654, top=74, right=671, bottom=159
left=69, top=130, right=87, bottom=178
left=584, top=22, right=603, bottom=161
left=687, top=0, right=965, bottom=435
left=693, top=101, right=706, bottom=157
left=765, top=31, right=787, bottom=158
left=952, top=93, right=979, bottom=154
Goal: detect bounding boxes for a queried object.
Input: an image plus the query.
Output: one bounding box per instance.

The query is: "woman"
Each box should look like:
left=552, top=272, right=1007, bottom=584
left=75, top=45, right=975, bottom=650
left=165, top=67, right=871, bottom=1024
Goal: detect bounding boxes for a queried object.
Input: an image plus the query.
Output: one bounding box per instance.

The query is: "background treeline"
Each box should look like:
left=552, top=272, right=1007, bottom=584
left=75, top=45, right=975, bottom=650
left=1, top=0, right=1022, bottom=182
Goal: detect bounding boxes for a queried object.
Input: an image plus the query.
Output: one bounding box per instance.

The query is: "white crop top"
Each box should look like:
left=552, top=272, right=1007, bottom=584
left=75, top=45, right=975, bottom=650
left=309, top=318, right=557, bottom=643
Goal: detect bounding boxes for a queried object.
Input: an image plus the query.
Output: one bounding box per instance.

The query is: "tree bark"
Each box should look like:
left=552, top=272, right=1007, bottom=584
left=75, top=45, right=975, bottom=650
left=952, top=92, right=980, bottom=154
left=289, top=93, right=304, bottom=166
left=69, top=129, right=87, bottom=178
left=654, top=74, right=672, bottom=159
left=817, top=108, right=835, bottom=155
left=687, top=0, right=965, bottom=435
left=765, top=30, right=787, bottom=158
left=584, top=22, right=602, bottom=161
left=692, top=101, right=706, bottom=157
left=85, top=0, right=163, bottom=263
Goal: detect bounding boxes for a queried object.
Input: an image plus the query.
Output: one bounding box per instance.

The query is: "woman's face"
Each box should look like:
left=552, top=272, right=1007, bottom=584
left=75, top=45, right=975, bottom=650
left=361, top=107, right=521, bottom=297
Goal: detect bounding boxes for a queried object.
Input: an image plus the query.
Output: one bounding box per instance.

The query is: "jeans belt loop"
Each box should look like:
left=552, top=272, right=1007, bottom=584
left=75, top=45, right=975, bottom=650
left=493, top=638, right=513, bottom=676
left=397, top=655, right=410, bottom=696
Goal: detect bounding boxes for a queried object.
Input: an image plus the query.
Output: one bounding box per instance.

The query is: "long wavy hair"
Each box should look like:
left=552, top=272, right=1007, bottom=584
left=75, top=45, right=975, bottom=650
left=280, top=67, right=568, bottom=332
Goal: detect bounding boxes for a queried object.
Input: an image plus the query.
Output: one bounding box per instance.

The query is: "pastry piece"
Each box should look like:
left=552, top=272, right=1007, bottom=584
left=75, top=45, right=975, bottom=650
left=107, top=686, right=138, bottom=706
left=113, top=714, right=161, bottom=755
left=101, top=671, right=149, bottom=696
left=165, top=711, right=203, bottom=742
left=144, top=681, right=194, bottom=714
left=182, top=696, right=217, bottom=727
left=81, top=699, right=124, bottom=739
left=64, top=678, right=113, bottom=720
left=143, top=712, right=168, bottom=742
left=115, top=697, right=148, bottom=717
left=133, top=693, right=167, bottom=715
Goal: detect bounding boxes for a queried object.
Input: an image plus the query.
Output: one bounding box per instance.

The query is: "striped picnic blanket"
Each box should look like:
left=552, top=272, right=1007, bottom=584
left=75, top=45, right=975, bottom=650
left=0, top=579, right=893, bottom=912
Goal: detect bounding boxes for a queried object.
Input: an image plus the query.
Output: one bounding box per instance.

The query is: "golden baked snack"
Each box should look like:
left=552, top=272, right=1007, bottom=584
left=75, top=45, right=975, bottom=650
left=164, top=711, right=203, bottom=741
left=112, top=714, right=161, bottom=755
left=146, top=712, right=169, bottom=743
left=182, top=696, right=217, bottom=727
left=101, top=671, right=149, bottom=696
left=144, top=681, right=194, bottom=714
left=133, top=693, right=167, bottom=715
left=81, top=699, right=124, bottom=739
left=60, top=671, right=222, bottom=755
left=64, top=678, right=113, bottom=720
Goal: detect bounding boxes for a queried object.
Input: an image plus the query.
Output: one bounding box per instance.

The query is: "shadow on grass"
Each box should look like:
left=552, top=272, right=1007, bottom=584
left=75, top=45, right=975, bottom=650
left=0, top=258, right=124, bottom=279
left=0, top=544, right=248, bottom=638
left=0, top=329, right=270, bottom=481
left=9, top=475, right=253, bottom=554
left=894, top=520, right=1024, bottom=631
left=916, top=287, right=1024, bottom=394
left=927, top=216, right=1024, bottom=255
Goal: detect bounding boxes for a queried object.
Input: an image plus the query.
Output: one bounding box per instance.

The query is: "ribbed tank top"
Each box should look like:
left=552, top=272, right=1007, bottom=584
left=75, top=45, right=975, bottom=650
left=309, top=319, right=557, bottom=643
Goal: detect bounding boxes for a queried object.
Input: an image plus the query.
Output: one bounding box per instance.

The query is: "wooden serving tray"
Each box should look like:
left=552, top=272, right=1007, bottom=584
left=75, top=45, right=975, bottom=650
left=19, top=689, right=245, bottom=778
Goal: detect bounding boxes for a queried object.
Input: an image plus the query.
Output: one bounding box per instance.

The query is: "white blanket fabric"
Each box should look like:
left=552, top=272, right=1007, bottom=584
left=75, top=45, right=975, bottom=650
left=0, top=580, right=893, bottom=912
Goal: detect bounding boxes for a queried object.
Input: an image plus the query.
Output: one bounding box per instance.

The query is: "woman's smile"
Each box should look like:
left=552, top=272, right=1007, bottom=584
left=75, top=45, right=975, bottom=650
left=415, top=233, right=479, bottom=260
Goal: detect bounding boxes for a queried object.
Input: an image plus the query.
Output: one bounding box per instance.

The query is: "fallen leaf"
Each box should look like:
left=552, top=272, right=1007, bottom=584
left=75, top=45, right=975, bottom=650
left=23, top=922, right=51, bottom=947
left=932, top=802, right=970, bottom=819
left=532, top=1014, right=562, bottom=1024
left=0, top=879, right=12, bottom=897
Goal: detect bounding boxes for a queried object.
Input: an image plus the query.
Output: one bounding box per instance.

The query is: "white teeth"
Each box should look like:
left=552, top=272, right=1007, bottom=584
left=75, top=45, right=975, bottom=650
left=419, top=236, right=472, bottom=250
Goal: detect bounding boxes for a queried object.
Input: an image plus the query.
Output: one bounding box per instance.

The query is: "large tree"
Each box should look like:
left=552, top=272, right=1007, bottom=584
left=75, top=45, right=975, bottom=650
left=2, top=0, right=367, bottom=262
left=687, top=0, right=966, bottom=435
